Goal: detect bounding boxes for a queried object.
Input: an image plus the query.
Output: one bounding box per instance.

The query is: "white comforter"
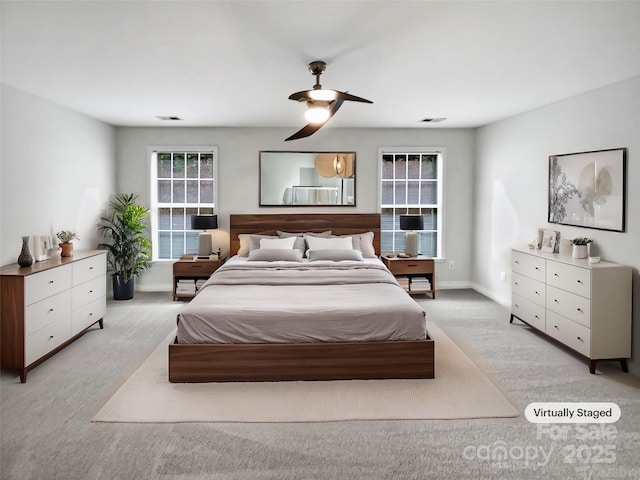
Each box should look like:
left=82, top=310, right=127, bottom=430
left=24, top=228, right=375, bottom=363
left=176, top=256, right=427, bottom=344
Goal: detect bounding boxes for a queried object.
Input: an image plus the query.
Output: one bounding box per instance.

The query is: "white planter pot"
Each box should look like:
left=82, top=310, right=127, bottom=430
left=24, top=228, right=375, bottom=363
left=572, top=244, right=589, bottom=259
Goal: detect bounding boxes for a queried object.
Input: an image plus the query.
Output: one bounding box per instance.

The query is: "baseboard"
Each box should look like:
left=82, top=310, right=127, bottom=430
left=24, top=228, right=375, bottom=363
left=470, top=282, right=510, bottom=307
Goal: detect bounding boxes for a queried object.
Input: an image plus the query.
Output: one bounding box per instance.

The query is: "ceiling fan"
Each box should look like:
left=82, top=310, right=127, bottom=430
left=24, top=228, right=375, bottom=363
left=285, top=60, right=373, bottom=141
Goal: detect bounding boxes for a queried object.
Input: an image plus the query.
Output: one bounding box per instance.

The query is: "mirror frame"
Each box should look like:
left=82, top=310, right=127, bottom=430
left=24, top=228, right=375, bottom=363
left=259, top=151, right=356, bottom=207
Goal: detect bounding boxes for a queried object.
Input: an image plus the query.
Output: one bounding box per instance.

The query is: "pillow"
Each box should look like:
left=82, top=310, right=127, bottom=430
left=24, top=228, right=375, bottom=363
left=259, top=236, right=297, bottom=249
left=334, top=232, right=376, bottom=258
left=305, top=235, right=353, bottom=251
left=277, top=231, right=332, bottom=255
left=247, top=248, right=303, bottom=262
left=248, top=235, right=277, bottom=253
left=307, top=249, right=364, bottom=262
left=237, top=234, right=275, bottom=257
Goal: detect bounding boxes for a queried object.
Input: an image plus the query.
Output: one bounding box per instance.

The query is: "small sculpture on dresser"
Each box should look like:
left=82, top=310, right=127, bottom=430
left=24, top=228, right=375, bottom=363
left=17, top=236, right=34, bottom=267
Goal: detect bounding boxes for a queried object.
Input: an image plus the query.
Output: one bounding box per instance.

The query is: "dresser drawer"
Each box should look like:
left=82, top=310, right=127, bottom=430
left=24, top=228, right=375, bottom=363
left=24, top=264, right=72, bottom=305
left=72, top=297, right=106, bottom=335
left=512, top=272, right=545, bottom=306
left=546, top=262, right=591, bottom=298
left=546, top=285, right=591, bottom=328
left=546, top=311, right=591, bottom=357
left=25, top=315, right=72, bottom=365
left=511, top=294, right=545, bottom=331
left=512, top=251, right=545, bottom=282
left=72, top=276, right=107, bottom=310
left=72, top=254, right=106, bottom=286
left=25, top=290, right=72, bottom=336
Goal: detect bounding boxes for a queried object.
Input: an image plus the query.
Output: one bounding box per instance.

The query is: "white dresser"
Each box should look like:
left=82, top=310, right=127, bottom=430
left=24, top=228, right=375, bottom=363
left=510, top=248, right=632, bottom=374
left=1, top=250, right=107, bottom=382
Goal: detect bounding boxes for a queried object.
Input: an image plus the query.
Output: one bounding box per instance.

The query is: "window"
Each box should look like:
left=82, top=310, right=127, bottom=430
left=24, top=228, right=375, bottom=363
left=150, top=147, right=218, bottom=260
left=379, top=149, right=443, bottom=257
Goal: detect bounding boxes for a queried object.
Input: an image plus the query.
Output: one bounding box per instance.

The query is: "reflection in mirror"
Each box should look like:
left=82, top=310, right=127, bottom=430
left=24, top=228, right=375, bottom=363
left=259, top=151, right=356, bottom=206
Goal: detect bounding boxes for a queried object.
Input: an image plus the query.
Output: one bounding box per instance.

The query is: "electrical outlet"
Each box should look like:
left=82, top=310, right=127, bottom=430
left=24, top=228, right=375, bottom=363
left=449, top=261, right=455, bottom=269
left=500, top=271, right=507, bottom=283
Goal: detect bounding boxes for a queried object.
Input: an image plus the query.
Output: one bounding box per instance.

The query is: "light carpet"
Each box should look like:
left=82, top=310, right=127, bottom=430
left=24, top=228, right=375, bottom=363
left=93, top=322, right=518, bottom=423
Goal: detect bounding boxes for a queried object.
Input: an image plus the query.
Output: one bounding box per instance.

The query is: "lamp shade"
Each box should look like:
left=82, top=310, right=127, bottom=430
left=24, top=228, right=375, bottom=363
left=191, top=215, right=218, bottom=230
left=399, top=215, right=424, bottom=231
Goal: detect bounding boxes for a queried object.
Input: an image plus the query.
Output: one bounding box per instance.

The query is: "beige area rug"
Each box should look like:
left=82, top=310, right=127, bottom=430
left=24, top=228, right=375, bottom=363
left=92, top=323, right=519, bottom=423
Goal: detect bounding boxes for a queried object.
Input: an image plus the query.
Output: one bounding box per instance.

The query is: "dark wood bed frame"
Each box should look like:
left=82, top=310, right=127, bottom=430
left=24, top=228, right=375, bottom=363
left=168, top=213, right=434, bottom=382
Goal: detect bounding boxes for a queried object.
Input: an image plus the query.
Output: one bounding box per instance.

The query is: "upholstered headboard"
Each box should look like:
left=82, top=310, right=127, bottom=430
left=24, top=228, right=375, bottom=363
left=229, top=213, right=381, bottom=256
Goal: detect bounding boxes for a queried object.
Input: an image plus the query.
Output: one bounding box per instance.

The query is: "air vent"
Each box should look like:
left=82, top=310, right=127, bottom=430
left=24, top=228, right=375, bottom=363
left=421, top=118, right=446, bottom=123
left=156, top=116, right=182, bottom=121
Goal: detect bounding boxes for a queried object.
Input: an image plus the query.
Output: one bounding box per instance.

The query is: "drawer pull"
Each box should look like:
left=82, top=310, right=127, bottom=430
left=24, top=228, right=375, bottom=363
left=534, top=315, right=539, bottom=319
left=89, top=266, right=94, bottom=270
left=577, top=280, right=583, bottom=284
left=535, top=267, right=540, bottom=270
left=515, top=260, right=520, bottom=264
left=89, top=290, right=94, bottom=293
left=48, top=335, right=54, bottom=340
left=48, top=308, right=54, bottom=312
left=554, top=299, right=559, bottom=303
left=577, top=308, right=583, bottom=312
left=535, top=291, right=540, bottom=296
left=554, top=273, right=559, bottom=277
left=48, top=280, right=55, bottom=284
left=577, top=336, right=583, bottom=341
left=554, top=325, right=559, bottom=330
left=514, top=282, right=519, bottom=286
left=514, top=304, right=519, bottom=308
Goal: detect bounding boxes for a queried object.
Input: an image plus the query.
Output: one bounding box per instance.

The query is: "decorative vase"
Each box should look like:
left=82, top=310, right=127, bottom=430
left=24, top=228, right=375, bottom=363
left=59, top=242, right=73, bottom=257
left=572, top=244, right=589, bottom=259
left=17, top=236, right=34, bottom=267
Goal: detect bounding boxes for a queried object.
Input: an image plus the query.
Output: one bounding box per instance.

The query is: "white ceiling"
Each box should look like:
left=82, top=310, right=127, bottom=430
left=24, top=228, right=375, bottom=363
left=2, top=1, right=640, bottom=130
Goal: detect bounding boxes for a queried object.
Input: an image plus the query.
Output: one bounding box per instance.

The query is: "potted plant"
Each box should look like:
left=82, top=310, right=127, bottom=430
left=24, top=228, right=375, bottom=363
left=571, top=237, right=592, bottom=259
left=98, top=193, right=152, bottom=300
left=56, top=230, right=79, bottom=257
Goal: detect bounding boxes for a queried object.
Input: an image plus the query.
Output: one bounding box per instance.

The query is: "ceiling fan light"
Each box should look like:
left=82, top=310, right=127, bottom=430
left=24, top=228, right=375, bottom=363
left=309, top=89, right=337, bottom=101
left=305, top=104, right=330, bottom=124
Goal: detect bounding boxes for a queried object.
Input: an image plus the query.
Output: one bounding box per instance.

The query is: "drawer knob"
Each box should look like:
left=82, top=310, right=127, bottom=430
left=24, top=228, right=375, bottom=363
left=48, top=335, right=54, bottom=340
left=535, top=291, right=540, bottom=296
left=534, top=315, right=539, bottom=319
left=89, top=266, right=94, bottom=270
left=577, top=280, right=583, bottom=284
left=48, top=308, right=54, bottom=312
left=535, top=267, right=540, bottom=271
left=554, top=273, right=559, bottom=277
left=48, top=280, right=55, bottom=284
left=514, top=304, right=519, bottom=308
left=577, top=336, right=582, bottom=341
left=515, top=260, right=520, bottom=264
left=554, top=299, right=559, bottom=303
left=89, top=290, right=94, bottom=293
left=554, top=325, right=559, bottom=329
left=514, top=282, right=519, bottom=286
left=577, top=308, right=582, bottom=312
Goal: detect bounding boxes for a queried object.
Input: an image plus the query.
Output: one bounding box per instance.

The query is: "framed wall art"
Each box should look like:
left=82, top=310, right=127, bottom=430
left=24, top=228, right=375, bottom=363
left=548, top=148, right=626, bottom=232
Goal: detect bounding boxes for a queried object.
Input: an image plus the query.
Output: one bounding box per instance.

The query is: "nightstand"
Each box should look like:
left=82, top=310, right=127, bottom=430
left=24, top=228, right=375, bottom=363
left=173, top=256, right=225, bottom=300
left=382, top=256, right=436, bottom=298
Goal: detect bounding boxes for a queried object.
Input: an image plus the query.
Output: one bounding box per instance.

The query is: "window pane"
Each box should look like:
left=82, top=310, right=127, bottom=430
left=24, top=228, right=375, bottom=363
left=158, top=153, right=172, bottom=178
left=382, top=155, right=394, bottom=179
left=186, top=180, right=199, bottom=203
left=200, top=154, right=214, bottom=178
left=381, top=208, right=394, bottom=230
left=381, top=231, right=393, bottom=253
left=171, top=208, right=185, bottom=230
left=171, top=232, right=185, bottom=259
left=421, top=155, right=437, bottom=179
left=381, top=182, right=394, bottom=205
left=158, top=208, right=171, bottom=229
left=158, top=232, right=171, bottom=259
left=394, top=155, right=406, bottom=179
left=419, top=231, right=437, bottom=257
left=172, top=180, right=185, bottom=203
left=422, top=209, right=437, bottom=230
left=407, top=181, right=420, bottom=204
left=186, top=154, right=199, bottom=178
left=407, top=155, right=420, bottom=179
left=394, top=232, right=406, bottom=252
left=158, top=180, right=171, bottom=203
left=173, top=153, right=185, bottom=179
left=185, top=232, right=199, bottom=254
left=395, top=182, right=406, bottom=205
left=420, top=182, right=436, bottom=204
left=200, top=180, right=213, bottom=203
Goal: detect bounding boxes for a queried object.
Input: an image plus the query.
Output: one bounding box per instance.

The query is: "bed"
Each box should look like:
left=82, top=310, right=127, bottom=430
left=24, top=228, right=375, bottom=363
left=168, top=213, right=434, bottom=382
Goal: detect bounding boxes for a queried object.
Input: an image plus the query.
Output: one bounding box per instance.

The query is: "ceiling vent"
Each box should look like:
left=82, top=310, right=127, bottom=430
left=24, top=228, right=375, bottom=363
left=156, top=116, right=182, bottom=121
left=421, top=118, right=446, bottom=123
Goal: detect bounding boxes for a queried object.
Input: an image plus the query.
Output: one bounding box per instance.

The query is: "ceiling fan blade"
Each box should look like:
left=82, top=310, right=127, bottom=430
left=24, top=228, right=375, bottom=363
left=285, top=100, right=344, bottom=141
left=288, top=90, right=313, bottom=102
left=334, top=91, right=373, bottom=103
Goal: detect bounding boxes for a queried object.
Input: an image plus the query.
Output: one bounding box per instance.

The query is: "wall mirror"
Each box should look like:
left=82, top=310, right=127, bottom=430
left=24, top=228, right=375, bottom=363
left=259, top=151, right=356, bottom=206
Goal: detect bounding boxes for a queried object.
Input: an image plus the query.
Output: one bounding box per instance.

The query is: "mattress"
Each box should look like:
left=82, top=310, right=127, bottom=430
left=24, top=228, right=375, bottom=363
left=176, top=256, right=427, bottom=344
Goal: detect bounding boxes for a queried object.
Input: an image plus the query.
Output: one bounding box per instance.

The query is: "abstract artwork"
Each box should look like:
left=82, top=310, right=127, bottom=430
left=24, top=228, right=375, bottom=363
left=548, top=148, right=626, bottom=232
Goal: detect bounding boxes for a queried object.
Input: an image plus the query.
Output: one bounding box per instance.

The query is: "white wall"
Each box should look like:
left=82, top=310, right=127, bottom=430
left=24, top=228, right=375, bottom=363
left=115, top=126, right=476, bottom=291
left=474, top=76, right=640, bottom=374
left=1, top=85, right=116, bottom=266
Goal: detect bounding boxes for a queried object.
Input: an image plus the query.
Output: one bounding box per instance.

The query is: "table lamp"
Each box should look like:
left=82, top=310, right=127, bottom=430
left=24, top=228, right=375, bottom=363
left=191, top=215, right=218, bottom=258
left=400, top=215, right=424, bottom=257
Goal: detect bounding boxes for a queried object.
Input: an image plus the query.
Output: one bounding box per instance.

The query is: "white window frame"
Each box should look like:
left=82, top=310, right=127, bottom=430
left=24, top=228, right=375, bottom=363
left=378, top=147, right=445, bottom=258
left=149, top=146, right=219, bottom=261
